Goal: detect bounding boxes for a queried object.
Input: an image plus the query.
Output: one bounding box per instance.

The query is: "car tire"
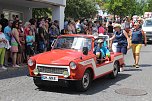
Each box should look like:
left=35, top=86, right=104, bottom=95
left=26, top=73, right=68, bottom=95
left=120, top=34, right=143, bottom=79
left=109, top=61, right=119, bottom=79
left=75, top=70, right=92, bottom=92
left=33, top=77, right=45, bottom=89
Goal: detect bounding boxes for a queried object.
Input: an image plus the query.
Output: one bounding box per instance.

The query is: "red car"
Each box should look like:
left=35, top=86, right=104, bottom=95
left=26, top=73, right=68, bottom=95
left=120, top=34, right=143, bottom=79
left=28, top=34, right=124, bottom=91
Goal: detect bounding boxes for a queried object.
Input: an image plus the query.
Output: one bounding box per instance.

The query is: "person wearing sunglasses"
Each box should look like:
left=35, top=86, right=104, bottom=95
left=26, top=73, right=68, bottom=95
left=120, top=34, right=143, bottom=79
left=131, top=22, right=147, bottom=68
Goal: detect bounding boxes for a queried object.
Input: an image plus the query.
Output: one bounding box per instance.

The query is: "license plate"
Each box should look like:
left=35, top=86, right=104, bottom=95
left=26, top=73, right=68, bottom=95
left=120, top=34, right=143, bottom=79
left=41, top=75, right=58, bottom=81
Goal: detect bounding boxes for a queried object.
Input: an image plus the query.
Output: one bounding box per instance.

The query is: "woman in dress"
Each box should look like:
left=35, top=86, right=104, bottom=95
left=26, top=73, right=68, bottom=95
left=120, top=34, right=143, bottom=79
left=11, top=21, right=21, bottom=67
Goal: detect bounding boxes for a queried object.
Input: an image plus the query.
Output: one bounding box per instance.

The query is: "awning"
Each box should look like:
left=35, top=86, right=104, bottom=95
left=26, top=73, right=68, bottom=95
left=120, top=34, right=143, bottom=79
left=0, top=0, right=66, bottom=8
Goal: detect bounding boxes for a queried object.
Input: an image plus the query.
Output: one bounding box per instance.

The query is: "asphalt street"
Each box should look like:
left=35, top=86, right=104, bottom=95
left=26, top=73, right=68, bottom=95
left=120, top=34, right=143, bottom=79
left=0, top=45, right=152, bottom=101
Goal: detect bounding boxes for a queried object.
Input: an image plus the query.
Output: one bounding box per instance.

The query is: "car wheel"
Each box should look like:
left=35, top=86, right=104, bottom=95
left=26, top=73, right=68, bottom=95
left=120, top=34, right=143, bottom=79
left=33, top=77, right=45, bottom=89
left=75, top=70, right=92, bottom=92
left=109, top=61, right=119, bottom=79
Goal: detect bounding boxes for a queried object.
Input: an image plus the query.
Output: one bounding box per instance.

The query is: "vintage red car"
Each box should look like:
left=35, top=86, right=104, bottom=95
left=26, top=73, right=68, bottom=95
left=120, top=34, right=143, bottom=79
left=28, top=34, right=124, bottom=91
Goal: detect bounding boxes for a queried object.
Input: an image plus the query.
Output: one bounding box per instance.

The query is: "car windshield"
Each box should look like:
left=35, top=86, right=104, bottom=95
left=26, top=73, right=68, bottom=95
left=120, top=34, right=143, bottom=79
left=144, top=19, right=152, bottom=27
left=53, top=37, right=92, bottom=50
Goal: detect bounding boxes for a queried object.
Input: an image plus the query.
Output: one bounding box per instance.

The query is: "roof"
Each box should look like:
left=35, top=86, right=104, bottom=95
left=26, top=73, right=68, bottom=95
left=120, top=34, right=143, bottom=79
left=0, top=0, right=66, bottom=8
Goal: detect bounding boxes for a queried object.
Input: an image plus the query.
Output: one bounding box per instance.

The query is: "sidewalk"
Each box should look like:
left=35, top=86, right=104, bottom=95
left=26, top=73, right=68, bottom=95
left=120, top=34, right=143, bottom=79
left=0, top=64, right=28, bottom=80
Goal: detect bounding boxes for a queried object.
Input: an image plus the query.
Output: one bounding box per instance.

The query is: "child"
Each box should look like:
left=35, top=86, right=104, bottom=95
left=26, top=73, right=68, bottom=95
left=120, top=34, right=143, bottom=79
left=26, top=30, right=34, bottom=59
left=94, top=39, right=110, bottom=63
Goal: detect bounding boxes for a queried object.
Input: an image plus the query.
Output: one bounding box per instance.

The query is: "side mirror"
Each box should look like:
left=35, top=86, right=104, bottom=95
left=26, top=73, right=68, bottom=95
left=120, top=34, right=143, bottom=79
left=83, top=47, right=88, bottom=55
left=51, top=39, right=57, bottom=48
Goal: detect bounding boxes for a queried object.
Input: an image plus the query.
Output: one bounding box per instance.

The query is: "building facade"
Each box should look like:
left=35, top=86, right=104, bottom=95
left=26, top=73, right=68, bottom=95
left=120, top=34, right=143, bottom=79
left=0, top=0, right=66, bottom=30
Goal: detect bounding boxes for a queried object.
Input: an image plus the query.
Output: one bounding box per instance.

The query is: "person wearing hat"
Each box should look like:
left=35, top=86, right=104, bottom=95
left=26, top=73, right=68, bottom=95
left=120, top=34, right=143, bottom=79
left=131, top=22, right=147, bottom=68
left=94, top=39, right=110, bottom=63
left=137, top=17, right=143, bottom=28
left=110, top=23, right=130, bottom=64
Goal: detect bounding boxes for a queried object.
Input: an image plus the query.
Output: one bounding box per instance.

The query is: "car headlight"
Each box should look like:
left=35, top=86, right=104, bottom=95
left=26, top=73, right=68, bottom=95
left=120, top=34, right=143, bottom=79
left=28, top=59, right=35, bottom=66
left=69, top=62, right=77, bottom=69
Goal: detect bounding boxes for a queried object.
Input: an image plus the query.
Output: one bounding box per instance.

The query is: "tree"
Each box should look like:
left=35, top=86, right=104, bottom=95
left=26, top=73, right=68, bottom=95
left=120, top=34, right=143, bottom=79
left=103, top=0, right=140, bottom=19
left=32, top=8, right=52, bottom=18
left=65, top=0, right=98, bottom=19
left=143, top=0, right=152, bottom=12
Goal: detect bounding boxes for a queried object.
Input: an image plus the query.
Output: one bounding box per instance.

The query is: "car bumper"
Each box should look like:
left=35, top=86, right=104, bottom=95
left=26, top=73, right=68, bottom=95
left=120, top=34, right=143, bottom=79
left=32, top=76, right=79, bottom=87
left=146, top=32, right=152, bottom=41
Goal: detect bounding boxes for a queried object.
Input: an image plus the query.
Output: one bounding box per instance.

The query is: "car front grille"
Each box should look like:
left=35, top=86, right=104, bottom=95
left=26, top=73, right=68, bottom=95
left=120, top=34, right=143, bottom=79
left=37, top=66, right=69, bottom=75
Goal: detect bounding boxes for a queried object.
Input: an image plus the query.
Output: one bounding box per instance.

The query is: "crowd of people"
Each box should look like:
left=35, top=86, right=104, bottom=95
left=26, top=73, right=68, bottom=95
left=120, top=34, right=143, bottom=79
left=0, top=13, right=147, bottom=70
left=0, top=14, right=60, bottom=69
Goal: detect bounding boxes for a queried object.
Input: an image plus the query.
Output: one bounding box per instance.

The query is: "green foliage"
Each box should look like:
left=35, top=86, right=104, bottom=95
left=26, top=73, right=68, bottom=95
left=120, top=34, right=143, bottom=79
left=143, top=0, right=152, bottom=12
left=102, top=0, right=147, bottom=18
left=32, top=8, right=52, bottom=18
left=65, top=0, right=98, bottom=19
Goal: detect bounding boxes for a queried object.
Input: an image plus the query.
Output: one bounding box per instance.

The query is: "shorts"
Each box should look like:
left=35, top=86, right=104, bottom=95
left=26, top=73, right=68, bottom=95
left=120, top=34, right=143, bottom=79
left=112, top=43, right=118, bottom=53
left=132, top=44, right=142, bottom=54
left=117, top=46, right=127, bottom=54
left=39, top=41, right=46, bottom=52
left=18, top=45, right=23, bottom=54
left=26, top=45, right=34, bottom=56
left=11, top=46, right=18, bottom=53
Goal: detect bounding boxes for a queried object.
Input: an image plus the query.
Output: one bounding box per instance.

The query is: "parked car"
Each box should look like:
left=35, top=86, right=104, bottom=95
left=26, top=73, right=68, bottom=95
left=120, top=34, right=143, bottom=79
left=142, top=18, right=152, bottom=43
left=27, top=34, right=124, bottom=92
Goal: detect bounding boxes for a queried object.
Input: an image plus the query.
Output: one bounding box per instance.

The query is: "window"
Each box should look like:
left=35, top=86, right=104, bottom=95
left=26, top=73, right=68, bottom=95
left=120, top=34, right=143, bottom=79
left=54, top=37, right=92, bottom=51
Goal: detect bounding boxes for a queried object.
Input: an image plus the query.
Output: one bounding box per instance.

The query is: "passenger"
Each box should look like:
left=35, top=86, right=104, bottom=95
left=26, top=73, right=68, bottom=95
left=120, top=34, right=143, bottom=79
left=94, top=39, right=110, bottom=63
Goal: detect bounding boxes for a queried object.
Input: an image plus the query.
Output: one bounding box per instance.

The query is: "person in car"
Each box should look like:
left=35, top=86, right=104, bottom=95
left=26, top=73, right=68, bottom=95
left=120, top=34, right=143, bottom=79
left=94, top=39, right=110, bottom=63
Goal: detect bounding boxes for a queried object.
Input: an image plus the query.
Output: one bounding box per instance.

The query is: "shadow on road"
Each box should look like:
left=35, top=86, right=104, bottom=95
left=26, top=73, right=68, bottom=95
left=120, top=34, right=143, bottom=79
left=125, top=64, right=152, bottom=68
left=0, top=67, right=28, bottom=80
left=36, top=73, right=131, bottom=95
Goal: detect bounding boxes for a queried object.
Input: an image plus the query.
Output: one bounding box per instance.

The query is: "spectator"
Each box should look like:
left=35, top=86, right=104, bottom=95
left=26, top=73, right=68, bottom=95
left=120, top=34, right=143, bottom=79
left=38, top=20, right=48, bottom=53
left=92, top=23, right=98, bottom=35
left=0, top=14, right=8, bottom=32
left=75, top=19, right=81, bottom=33
left=17, top=20, right=25, bottom=65
left=24, top=22, right=31, bottom=36
left=26, top=30, right=34, bottom=59
left=29, top=18, right=37, bottom=53
left=54, top=20, right=60, bottom=31
left=107, top=21, right=114, bottom=38
left=86, top=21, right=93, bottom=35
left=4, top=20, right=13, bottom=66
left=98, top=23, right=105, bottom=34
left=67, top=20, right=76, bottom=34
left=0, top=24, right=9, bottom=70
left=11, top=21, right=21, bottom=67
left=45, top=19, right=49, bottom=33
left=49, top=22, right=60, bottom=49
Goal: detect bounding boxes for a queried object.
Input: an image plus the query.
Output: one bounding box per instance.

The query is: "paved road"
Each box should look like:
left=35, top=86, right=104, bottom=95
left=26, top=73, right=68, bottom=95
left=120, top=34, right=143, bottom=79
left=0, top=45, right=152, bottom=101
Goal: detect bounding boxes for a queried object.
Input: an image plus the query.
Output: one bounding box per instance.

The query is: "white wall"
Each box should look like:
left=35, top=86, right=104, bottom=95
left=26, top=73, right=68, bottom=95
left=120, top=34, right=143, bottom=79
left=52, top=6, right=65, bottom=30
left=47, top=0, right=66, bottom=6
left=0, top=3, right=32, bottom=22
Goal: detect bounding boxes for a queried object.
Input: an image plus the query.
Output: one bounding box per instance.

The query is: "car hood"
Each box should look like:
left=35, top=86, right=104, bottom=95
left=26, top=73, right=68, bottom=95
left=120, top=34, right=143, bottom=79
left=35, top=49, right=82, bottom=65
left=142, top=26, right=152, bottom=32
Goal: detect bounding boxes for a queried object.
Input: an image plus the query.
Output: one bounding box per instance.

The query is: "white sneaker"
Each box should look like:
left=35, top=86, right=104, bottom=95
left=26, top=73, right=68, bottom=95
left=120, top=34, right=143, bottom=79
left=13, top=65, right=20, bottom=68
left=120, top=68, right=124, bottom=72
left=1, top=66, right=7, bottom=70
